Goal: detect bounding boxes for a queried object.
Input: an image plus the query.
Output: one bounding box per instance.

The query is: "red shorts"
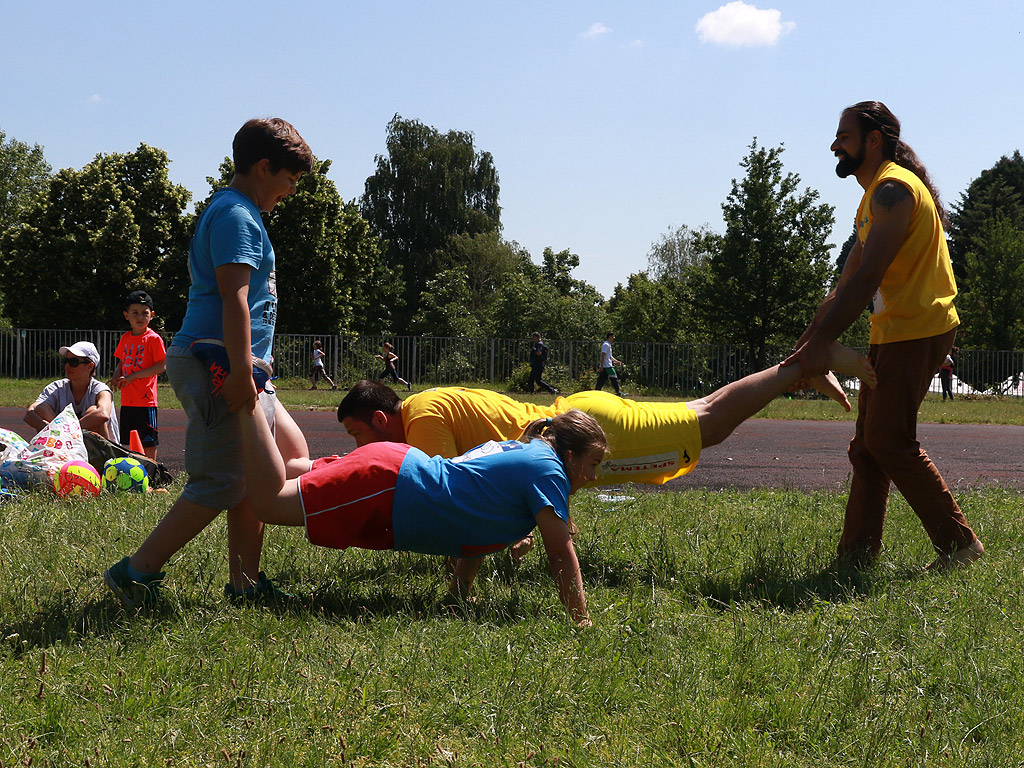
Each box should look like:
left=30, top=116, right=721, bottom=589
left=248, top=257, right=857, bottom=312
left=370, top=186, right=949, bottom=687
left=300, top=442, right=411, bottom=550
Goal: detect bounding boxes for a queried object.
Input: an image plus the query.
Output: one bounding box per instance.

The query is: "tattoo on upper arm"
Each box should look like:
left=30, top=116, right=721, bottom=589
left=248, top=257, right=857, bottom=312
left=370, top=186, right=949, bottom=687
left=874, top=180, right=911, bottom=211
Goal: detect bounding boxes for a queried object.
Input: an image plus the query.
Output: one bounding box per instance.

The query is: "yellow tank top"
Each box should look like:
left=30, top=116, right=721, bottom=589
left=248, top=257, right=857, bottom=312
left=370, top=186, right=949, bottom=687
left=858, top=161, right=959, bottom=344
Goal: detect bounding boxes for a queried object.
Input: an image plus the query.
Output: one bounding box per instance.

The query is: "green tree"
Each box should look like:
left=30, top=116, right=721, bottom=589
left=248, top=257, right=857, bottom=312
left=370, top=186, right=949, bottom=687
left=489, top=247, right=607, bottom=341
left=411, top=268, right=482, bottom=338
left=955, top=218, right=1024, bottom=350
left=443, top=232, right=529, bottom=335
left=0, top=144, right=191, bottom=331
left=646, top=223, right=714, bottom=281
left=689, top=139, right=834, bottom=367
left=833, top=229, right=870, bottom=348
left=0, top=127, right=51, bottom=236
left=948, top=151, right=1024, bottom=281
left=361, top=115, right=501, bottom=326
left=608, top=223, right=717, bottom=343
left=607, top=272, right=687, bottom=343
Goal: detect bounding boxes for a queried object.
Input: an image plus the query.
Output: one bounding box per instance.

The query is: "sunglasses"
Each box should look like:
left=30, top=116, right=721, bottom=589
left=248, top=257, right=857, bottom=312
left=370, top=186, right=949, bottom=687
left=64, top=357, right=93, bottom=368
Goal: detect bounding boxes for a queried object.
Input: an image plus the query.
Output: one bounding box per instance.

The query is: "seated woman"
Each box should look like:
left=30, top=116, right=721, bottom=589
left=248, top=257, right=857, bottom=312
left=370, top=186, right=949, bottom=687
left=24, top=341, right=121, bottom=444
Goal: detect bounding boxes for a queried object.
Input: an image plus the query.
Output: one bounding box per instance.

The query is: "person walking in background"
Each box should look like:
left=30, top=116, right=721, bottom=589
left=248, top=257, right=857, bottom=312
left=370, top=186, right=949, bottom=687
left=594, top=332, right=624, bottom=396
left=376, top=341, right=411, bottom=391
left=110, top=290, right=166, bottom=459
left=310, top=340, right=337, bottom=391
left=528, top=331, right=558, bottom=395
left=784, top=101, right=983, bottom=571
left=939, top=346, right=957, bottom=401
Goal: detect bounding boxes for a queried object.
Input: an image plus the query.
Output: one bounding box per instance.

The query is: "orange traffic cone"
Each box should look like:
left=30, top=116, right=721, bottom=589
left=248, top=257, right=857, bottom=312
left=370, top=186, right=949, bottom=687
left=129, top=429, right=144, bottom=455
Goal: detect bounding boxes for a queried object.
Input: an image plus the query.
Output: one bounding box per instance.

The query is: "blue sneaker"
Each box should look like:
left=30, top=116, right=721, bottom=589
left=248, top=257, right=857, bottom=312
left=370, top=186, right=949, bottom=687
left=190, top=339, right=275, bottom=397
left=104, top=557, right=164, bottom=609
left=224, top=572, right=292, bottom=605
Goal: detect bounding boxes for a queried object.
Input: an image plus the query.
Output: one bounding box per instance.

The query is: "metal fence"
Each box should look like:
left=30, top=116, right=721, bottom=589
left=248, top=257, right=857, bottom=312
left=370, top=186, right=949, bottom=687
left=2, top=326, right=1023, bottom=398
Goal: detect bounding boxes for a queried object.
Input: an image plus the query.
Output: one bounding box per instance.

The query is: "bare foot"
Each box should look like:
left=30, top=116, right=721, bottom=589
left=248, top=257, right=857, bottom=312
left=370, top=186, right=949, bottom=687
left=828, top=342, right=877, bottom=389
left=808, top=371, right=851, bottom=412
left=509, top=534, right=535, bottom=563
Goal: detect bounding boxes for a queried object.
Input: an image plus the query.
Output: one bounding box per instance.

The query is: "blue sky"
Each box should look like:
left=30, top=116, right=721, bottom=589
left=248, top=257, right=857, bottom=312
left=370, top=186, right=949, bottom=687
left=3, top=1, right=1022, bottom=297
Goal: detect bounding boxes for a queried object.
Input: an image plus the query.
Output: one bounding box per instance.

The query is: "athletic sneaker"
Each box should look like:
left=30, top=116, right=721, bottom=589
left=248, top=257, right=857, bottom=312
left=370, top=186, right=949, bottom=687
left=190, top=339, right=275, bottom=396
left=104, top=556, right=164, bottom=609
left=224, top=572, right=292, bottom=604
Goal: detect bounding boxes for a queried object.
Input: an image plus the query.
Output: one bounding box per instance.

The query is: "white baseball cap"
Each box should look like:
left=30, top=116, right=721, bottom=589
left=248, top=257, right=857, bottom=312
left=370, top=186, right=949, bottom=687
left=59, top=341, right=100, bottom=366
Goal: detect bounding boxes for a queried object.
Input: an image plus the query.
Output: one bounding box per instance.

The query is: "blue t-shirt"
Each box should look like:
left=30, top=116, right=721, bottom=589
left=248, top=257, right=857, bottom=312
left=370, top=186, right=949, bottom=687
left=392, top=439, right=570, bottom=558
left=173, top=188, right=277, bottom=361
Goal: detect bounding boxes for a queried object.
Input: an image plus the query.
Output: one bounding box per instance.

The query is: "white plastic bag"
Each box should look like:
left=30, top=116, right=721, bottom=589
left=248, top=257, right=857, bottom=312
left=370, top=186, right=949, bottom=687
left=0, top=405, right=88, bottom=489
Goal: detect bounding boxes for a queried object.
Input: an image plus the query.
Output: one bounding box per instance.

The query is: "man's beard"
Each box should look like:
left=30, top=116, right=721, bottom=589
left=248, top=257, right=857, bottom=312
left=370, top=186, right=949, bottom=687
left=835, top=142, right=865, bottom=178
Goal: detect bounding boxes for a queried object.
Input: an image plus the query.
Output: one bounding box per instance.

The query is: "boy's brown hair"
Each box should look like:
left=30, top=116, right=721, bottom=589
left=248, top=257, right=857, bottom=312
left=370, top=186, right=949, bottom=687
left=233, top=118, right=315, bottom=176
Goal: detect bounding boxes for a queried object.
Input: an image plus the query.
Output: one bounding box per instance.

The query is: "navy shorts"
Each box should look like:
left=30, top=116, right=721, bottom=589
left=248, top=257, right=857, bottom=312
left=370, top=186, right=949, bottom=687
left=119, top=406, right=159, bottom=447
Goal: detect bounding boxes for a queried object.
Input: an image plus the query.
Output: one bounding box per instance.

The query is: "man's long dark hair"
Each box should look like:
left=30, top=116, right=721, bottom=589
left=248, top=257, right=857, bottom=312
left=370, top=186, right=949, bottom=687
left=845, top=101, right=947, bottom=226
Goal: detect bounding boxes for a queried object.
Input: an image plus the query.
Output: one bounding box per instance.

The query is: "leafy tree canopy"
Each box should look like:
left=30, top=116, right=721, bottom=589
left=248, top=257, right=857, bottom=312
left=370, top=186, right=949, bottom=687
left=955, top=217, right=1024, bottom=351
left=0, top=143, right=191, bottom=331
left=646, top=223, right=714, bottom=282
left=688, top=139, right=835, bottom=367
left=361, top=115, right=501, bottom=326
left=0, top=127, right=52, bottom=237
left=948, top=150, right=1024, bottom=280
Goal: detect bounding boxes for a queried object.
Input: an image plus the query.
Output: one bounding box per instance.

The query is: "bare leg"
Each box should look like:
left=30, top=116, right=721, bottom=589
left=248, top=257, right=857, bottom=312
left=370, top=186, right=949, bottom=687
left=694, top=343, right=873, bottom=448
left=807, top=372, right=851, bottom=412
left=226, top=499, right=265, bottom=589
left=274, top=400, right=312, bottom=478
left=129, top=496, right=221, bottom=574
left=450, top=557, right=483, bottom=600
left=238, top=403, right=306, bottom=527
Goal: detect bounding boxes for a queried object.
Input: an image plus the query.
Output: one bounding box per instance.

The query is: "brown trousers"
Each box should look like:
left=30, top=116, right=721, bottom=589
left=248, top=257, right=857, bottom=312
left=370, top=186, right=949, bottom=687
left=839, top=328, right=977, bottom=559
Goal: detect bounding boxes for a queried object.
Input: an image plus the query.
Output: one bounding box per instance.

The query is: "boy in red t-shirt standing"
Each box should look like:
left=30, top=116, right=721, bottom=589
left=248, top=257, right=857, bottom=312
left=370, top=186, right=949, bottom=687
left=110, top=290, right=167, bottom=458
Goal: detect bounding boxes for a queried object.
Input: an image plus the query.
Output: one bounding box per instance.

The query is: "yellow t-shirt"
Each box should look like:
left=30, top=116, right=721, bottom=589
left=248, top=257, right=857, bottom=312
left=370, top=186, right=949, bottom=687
left=400, top=387, right=702, bottom=487
left=401, top=388, right=559, bottom=459
left=858, top=161, right=959, bottom=344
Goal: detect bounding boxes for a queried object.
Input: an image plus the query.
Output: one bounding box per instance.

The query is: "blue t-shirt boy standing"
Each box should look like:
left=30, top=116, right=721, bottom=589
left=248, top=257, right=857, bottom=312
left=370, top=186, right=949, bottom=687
left=105, top=118, right=316, bottom=608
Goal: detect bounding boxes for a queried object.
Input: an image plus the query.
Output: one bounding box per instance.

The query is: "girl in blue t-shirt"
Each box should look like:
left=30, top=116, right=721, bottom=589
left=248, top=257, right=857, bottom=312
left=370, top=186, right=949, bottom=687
left=239, top=405, right=607, bottom=626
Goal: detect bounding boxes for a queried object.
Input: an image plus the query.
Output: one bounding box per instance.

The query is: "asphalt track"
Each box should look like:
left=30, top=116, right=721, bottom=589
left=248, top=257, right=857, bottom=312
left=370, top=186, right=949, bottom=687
left=3, top=406, right=1022, bottom=492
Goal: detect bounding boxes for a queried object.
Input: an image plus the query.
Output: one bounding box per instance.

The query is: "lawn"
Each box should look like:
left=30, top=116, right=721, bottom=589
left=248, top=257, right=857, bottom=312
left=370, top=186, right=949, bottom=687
left=2, top=376, right=1023, bottom=766
left=1, top=480, right=1021, bottom=766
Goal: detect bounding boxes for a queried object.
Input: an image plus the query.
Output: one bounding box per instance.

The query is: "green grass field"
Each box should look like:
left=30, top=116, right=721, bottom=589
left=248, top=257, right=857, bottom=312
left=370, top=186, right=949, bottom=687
left=1, top=483, right=1021, bottom=766
left=2, top=378, right=1023, bottom=766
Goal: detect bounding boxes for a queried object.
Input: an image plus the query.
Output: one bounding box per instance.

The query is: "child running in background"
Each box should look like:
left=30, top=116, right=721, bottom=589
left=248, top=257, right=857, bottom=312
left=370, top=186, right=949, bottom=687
left=110, top=290, right=166, bottom=459
left=310, top=340, right=337, bottom=390
left=104, top=117, right=315, bottom=608
left=376, top=341, right=411, bottom=391
left=239, top=403, right=606, bottom=626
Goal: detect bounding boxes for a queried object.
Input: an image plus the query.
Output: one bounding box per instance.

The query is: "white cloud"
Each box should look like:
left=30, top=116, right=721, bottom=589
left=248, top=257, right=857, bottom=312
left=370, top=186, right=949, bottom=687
left=695, top=2, right=795, bottom=47
left=85, top=94, right=105, bottom=105
left=581, top=22, right=611, bottom=40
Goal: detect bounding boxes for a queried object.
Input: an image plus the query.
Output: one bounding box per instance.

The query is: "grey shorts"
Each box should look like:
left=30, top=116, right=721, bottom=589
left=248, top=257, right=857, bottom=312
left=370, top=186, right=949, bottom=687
left=166, top=346, right=277, bottom=511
